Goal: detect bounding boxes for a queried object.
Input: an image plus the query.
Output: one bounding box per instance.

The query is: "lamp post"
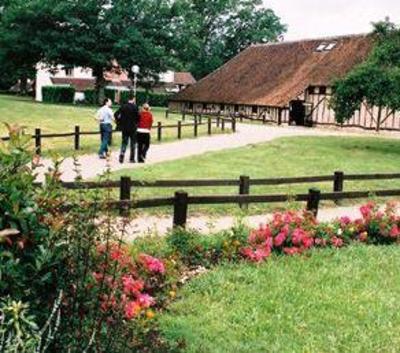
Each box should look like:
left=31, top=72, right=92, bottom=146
left=131, top=65, right=140, bottom=99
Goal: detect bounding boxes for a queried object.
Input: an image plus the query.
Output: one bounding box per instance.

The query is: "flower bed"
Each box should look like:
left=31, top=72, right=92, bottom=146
left=240, top=201, right=400, bottom=263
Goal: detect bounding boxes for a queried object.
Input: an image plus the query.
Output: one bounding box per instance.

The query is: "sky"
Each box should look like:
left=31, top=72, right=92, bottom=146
left=263, top=0, right=400, bottom=40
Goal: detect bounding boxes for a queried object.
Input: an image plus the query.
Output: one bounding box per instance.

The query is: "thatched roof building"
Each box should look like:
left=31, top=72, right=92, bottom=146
left=169, top=34, right=400, bottom=131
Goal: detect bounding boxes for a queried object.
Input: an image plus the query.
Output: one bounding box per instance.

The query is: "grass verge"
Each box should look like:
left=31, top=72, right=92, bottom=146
left=159, top=244, right=400, bottom=353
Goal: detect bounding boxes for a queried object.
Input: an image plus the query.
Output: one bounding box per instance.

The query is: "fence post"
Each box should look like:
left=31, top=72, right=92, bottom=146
left=239, top=175, right=250, bottom=210
left=194, top=116, right=198, bottom=137
left=217, top=115, right=220, bottom=128
left=173, top=191, right=188, bottom=229
left=333, top=171, right=344, bottom=205
left=182, top=111, right=186, bottom=121
left=208, top=117, right=212, bottom=135
left=74, top=125, right=80, bottom=150
left=35, top=128, right=41, bottom=155
left=199, top=115, right=202, bottom=124
left=263, top=115, right=266, bottom=124
left=157, top=122, right=162, bottom=141
left=221, top=119, right=225, bottom=131
left=306, top=188, right=321, bottom=217
left=119, top=176, right=131, bottom=216
left=177, top=121, right=182, bottom=139
left=232, top=118, right=236, bottom=132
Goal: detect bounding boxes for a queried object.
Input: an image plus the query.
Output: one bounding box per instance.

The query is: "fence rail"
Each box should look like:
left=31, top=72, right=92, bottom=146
left=46, top=170, right=400, bottom=228
left=1, top=117, right=235, bottom=155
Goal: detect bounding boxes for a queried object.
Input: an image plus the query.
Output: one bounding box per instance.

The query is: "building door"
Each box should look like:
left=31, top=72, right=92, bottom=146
left=289, top=100, right=306, bottom=126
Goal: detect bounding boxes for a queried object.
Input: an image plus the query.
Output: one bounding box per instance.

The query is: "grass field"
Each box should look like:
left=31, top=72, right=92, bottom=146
left=110, top=135, right=400, bottom=215
left=159, top=245, right=400, bottom=353
left=0, top=95, right=221, bottom=156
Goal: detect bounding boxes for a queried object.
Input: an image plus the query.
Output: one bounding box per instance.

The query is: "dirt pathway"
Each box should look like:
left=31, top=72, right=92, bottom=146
left=123, top=204, right=379, bottom=240
left=35, top=123, right=386, bottom=182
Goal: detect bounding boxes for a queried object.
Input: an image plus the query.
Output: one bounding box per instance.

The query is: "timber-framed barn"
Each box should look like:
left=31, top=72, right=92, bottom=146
left=169, top=34, right=400, bottom=131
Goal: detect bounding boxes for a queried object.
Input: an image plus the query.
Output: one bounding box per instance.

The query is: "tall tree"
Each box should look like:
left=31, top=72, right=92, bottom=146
left=331, top=19, right=400, bottom=131
left=172, top=0, right=286, bottom=79
left=0, top=0, right=177, bottom=101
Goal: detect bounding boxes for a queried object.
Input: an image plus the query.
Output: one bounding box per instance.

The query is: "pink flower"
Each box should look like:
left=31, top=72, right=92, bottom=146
left=137, top=293, right=155, bottom=308
left=274, top=231, right=286, bottom=247
left=331, top=236, right=344, bottom=248
left=139, top=254, right=166, bottom=274
left=122, top=275, right=144, bottom=295
left=292, top=228, right=307, bottom=246
left=241, top=245, right=271, bottom=262
left=340, top=216, right=351, bottom=226
left=389, top=225, right=400, bottom=238
left=314, top=238, right=327, bottom=247
left=360, top=202, right=375, bottom=219
left=124, top=301, right=142, bottom=320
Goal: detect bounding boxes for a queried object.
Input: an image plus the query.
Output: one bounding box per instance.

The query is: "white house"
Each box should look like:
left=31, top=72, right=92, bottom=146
left=35, top=63, right=196, bottom=102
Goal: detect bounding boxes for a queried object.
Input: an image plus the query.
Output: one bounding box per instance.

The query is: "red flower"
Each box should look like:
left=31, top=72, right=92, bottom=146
left=331, top=236, right=344, bottom=248
left=124, top=301, right=142, bottom=320
left=122, top=275, right=144, bottom=295
left=292, top=228, right=307, bottom=246
left=389, top=225, right=400, bottom=238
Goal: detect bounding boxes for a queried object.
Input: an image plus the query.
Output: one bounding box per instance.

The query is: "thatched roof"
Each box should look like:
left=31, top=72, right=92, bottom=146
left=171, top=34, right=374, bottom=107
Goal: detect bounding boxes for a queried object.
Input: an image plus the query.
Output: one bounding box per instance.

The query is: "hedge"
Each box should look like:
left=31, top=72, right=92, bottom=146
left=83, top=88, right=171, bottom=107
left=42, top=86, right=75, bottom=104
left=120, top=90, right=171, bottom=107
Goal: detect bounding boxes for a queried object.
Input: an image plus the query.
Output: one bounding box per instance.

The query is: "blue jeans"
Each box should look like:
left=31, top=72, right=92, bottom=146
left=99, top=124, right=112, bottom=156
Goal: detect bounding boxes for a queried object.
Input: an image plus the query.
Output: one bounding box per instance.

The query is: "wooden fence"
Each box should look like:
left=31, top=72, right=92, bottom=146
left=41, top=170, right=400, bottom=229
left=1, top=117, right=235, bottom=155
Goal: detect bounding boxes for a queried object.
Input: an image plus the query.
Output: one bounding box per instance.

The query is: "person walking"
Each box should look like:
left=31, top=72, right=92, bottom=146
left=114, top=94, right=139, bottom=163
left=96, top=98, right=114, bottom=159
left=137, top=103, right=153, bottom=163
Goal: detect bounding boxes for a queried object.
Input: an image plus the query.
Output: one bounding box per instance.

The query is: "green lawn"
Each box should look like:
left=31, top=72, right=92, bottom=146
left=159, top=245, right=400, bottom=353
left=0, top=94, right=221, bottom=156
left=111, top=135, right=400, bottom=215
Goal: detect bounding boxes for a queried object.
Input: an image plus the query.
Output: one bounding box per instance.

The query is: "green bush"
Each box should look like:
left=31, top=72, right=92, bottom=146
left=120, top=90, right=171, bottom=107
left=84, top=89, right=97, bottom=104
left=42, top=86, right=75, bottom=104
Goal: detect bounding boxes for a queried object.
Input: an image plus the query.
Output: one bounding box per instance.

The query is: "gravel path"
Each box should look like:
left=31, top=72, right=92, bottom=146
left=35, top=123, right=386, bottom=182
left=123, top=204, right=380, bottom=240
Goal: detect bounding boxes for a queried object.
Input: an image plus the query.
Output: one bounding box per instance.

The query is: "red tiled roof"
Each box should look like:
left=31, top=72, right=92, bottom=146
left=174, top=72, right=196, bottom=85
left=171, top=34, right=374, bottom=107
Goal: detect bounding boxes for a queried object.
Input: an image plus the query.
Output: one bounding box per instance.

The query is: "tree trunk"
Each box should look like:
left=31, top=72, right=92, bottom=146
left=93, top=67, right=106, bottom=105
left=376, top=105, right=382, bottom=132
left=19, top=76, right=27, bottom=96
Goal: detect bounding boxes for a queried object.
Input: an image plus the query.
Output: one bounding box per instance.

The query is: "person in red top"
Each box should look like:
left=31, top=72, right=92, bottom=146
left=137, top=103, right=154, bottom=163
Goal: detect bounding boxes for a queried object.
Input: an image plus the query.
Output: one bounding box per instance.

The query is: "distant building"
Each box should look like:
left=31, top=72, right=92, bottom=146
left=169, top=34, right=400, bottom=131
left=35, top=64, right=196, bottom=102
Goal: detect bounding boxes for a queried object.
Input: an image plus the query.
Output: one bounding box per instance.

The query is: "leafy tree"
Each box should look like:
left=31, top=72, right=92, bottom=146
left=0, top=0, right=44, bottom=93
left=331, top=19, right=400, bottom=131
left=0, top=0, right=177, bottom=101
left=172, top=0, right=286, bottom=79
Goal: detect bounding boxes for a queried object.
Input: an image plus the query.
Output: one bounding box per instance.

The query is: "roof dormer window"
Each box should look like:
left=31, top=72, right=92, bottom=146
left=315, top=42, right=337, bottom=52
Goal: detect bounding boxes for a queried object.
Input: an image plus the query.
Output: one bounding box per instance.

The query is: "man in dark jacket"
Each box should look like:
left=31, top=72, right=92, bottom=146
left=114, top=94, right=140, bottom=163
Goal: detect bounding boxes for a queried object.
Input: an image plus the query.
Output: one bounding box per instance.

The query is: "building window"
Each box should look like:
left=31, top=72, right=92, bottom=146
left=220, top=104, right=225, bottom=111
left=234, top=105, right=239, bottom=113
left=65, top=68, right=74, bottom=77
left=308, top=86, right=315, bottom=95
left=319, top=86, right=327, bottom=95
left=188, top=102, right=193, bottom=110
left=252, top=106, right=258, bottom=114
left=202, top=103, right=207, bottom=110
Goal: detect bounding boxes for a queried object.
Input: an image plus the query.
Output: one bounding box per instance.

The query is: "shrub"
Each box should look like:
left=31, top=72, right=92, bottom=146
left=120, top=90, right=171, bottom=107
left=42, top=86, right=75, bottom=104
